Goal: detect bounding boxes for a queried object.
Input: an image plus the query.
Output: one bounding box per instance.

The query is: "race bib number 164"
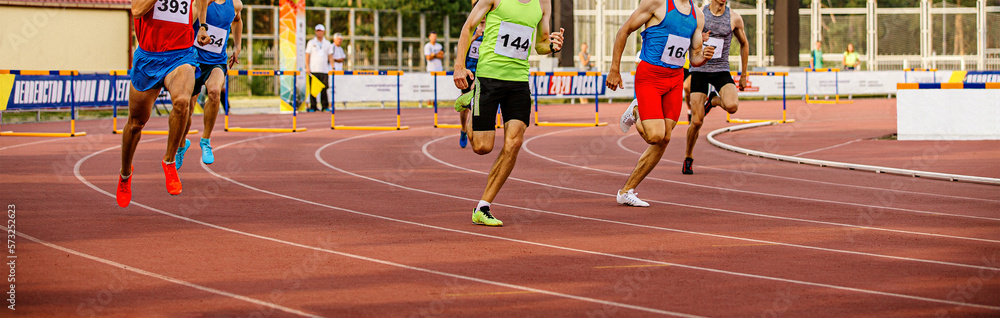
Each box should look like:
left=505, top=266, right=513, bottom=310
left=494, top=21, right=534, bottom=61
left=659, top=34, right=690, bottom=66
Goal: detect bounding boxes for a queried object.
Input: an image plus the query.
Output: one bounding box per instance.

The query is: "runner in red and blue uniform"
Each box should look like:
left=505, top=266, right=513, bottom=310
left=118, top=0, right=211, bottom=207
left=605, top=0, right=713, bottom=207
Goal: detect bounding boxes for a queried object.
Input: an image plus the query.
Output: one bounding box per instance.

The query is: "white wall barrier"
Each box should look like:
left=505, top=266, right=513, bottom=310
left=330, top=70, right=955, bottom=102
left=896, top=83, right=1000, bottom=140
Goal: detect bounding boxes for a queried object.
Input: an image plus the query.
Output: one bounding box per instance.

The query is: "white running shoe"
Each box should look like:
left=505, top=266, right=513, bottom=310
left=620, top=99, right=638, bottom=133
left=616, top=189, right=650, bottom=207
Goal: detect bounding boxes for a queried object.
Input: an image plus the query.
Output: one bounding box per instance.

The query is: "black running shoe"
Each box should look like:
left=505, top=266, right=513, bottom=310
left=704, top=87, right=719, bottom=115
left=682, top=157, right=694, bottom=175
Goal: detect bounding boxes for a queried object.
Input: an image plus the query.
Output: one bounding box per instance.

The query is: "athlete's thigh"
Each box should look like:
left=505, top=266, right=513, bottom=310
left=128, top=85, right=160, bottom=121
left=718, top=82, right=739, bottom=106
left=206, top=67, right=227, bottom=92
left=502, top=118, right=527, bottom=142
left=471, top=78, right=503, bottom=132
left=164, top=64, right=196, bottom=101
left=499, top=80, right=531, bottom=127
left=661, top=80, right=684, bottom=123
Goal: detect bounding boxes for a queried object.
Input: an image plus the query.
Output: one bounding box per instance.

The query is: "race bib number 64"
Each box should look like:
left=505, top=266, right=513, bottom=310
left=495, top=21, right=534, bottom=60
left=194, top=24, right=227, bottom=54
left=153, top=0, right=190, bottom=24
left=659, top=34, right=690, bottom=66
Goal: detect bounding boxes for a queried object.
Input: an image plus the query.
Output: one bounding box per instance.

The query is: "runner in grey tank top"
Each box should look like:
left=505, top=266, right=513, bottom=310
left=691, top=5, right=731, bottom=73
left=683, top=0, right=750, bottom=175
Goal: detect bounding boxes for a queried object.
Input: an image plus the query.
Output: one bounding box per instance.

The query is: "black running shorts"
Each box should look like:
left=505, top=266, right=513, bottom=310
left=192, top=64, right=227, bottom=96
left=689, top=71, right=735, bottom=95
left=471, top=77, right=531, bottom=131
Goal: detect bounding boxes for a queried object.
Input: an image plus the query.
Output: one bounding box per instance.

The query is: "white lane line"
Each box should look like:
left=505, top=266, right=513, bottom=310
left=310, top=131, right=1000, bottom=310
left=415, top=135, right=1000, bottom=268
left=615, top=135, right=998, bottom=203
left=792, top=139, right=863, bottom=157
left=522, top=129, right=1000, bottom=222
left=2, top=225, right=323, bottom=318
left=75, top=132, right=700, bottom=318
left=0, top=137, right=63, bottom=151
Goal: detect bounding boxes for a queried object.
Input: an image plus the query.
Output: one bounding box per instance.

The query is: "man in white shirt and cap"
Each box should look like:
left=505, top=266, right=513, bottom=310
left=305, top=24, right=334, bottom=112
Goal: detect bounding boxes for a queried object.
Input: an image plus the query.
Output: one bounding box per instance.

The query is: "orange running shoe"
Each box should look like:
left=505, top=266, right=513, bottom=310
left=161, top=161, right=182, bottom=195
left=116, top=167, right=133, bottom=207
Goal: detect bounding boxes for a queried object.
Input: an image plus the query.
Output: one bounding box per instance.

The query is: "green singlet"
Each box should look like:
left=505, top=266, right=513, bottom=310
left=476, top=0, right=543, bottom=82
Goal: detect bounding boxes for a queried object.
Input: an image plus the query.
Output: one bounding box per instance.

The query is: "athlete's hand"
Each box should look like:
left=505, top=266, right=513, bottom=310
left=549, top=28, right=565, bottom=52
left=738, top=75, right=747, bottom=91
left=702, top=45, right=715, bottom=60
left=228, top=48, right=241, bottom=69
left=454, top=67, right=474, bottom=90
left=605, top=72, right=623, bottom=91
left=197, top=28, right=211, bottom=46
left=702, top=30, right=710, bottom=42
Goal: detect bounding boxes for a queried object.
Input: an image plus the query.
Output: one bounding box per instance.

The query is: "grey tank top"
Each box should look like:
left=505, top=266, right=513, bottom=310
left=691, top=6, right=731, bottom=72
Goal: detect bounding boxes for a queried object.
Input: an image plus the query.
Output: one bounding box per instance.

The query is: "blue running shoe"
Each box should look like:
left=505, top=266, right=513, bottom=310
left=459, top=131, right=468, bottom=148
left=201, top=138, right=214, bottom=165
left=175, top=139, right=191, bottom=170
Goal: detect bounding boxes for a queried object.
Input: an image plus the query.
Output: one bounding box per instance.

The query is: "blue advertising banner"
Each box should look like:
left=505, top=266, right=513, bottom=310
left=532, top=74, right=607, bottom=96
left=963, top=71, right=1000, bottom=84
left=2, top=73, right=171, bottom=111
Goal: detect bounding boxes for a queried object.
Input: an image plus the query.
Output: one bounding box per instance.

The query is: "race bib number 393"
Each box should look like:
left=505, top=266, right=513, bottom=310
left=495, top=21, right=534, bottom=60
left=469, top=40, right=482, bottom=59
left=704, top=37, right=724, bottom=59
left=659, top=34, right=691, bottom=66
left=153, top=0, right=190, bottom=24
left=194, top=24, right=227, bottom=54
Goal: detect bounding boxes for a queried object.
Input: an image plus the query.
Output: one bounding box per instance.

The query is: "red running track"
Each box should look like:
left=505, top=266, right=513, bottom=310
left=0, top=99, right=998, bottom=317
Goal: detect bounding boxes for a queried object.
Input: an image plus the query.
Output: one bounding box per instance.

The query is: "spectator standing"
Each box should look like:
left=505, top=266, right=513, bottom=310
left=578, top=43, right=593, bottom=71
left=331, top=32, right=347, bottom=71
left=424, top=31, right=444, bottom=72
left=305, top=24, right=333, bottom=112
left=843, top=43, right=861, bottom=70
left=810, top=40, right=823, bottom=69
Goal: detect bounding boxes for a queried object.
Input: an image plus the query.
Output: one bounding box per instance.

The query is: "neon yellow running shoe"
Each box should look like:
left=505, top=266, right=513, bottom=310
left=472, top=207, right=503, bottom=227
left=454, top=91, right=473, bottom=113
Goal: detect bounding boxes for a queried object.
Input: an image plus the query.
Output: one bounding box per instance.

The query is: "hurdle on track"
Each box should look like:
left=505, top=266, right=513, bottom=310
left=804, top=68, right=853, bottom=104
left=110, top=70, right=199, bottom=135
left=903, top=68, right=938, bottom=83
left=330, top=70, right=409, bottom=131
left=224, top=70, right=306, bottom=133
left=532, top=71, right=608, bottom=127
left=725, top=71, right=795, bottom=124
left=430, top=71, right=502, bottom=129
left=0, top=70, right=87, bottom=137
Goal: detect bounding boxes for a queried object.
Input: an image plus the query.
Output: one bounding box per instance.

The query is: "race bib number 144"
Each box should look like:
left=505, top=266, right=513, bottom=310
left=153, top=0, right=190, bottom=24
left=494, top=21, right=534, bottom=61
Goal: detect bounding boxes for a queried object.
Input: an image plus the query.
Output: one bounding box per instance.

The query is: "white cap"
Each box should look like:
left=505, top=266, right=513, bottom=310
left=315, top=24, right=326, bottom=31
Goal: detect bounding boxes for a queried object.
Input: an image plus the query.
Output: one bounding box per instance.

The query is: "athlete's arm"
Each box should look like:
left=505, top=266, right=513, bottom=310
left=453, top=0, right=496, bottom=90
left=229, top=0, right=244, bottom=69
left=196, top=0, right=211, bottom=45
left=131, top=0, right=157, bottom=17
left=688, top=9, right=714, bottom=68
left=606, top=0, right=660, bottom=91
left=733, top=11, right=749, bottom=90
left=533, top=0, right=563, bottom=55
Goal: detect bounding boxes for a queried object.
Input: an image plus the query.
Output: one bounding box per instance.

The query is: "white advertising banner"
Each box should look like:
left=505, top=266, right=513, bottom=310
left=330, top=71, right=953, bottom=102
